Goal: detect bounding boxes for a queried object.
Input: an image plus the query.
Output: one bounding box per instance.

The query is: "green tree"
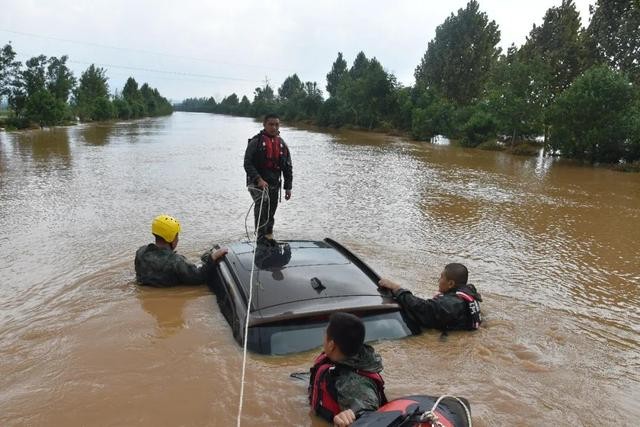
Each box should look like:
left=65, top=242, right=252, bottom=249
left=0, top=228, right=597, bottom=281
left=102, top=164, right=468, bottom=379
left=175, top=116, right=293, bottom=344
left=140, top=83, right=157, bottom=116
left=24, top=89, right=67, bottom=127
left=219, top=93, right=239, bottom=114
left=121, top=77, right=145, bottom=117
left=337, top=54, right=397, bottom=128
left=46, top=56, right=75, bottom=103
left=278, top=74, right=304, bottom=101
left=252, top=82, right=276, bottom=117
left=112, top=96, right=132, bottom=119
left=414, top=0, right=501, bottom=105
left=0, top=43, right=20, bottom=102
left=460, top=108, right=498, bottom=147
left=300, top=81, right=323, bottom=118
left=9, top=55, right=51, bottom=122
left=9, top=55, right=67, bottom=126
left=520, top=0, right=586, bottom=100
left=278, top=74, right=306, bottom=120
left=326, top=52, right=347, bottom=97
left=74, top=64, right=112, bottom=121
left=486, top=47, right=549, bottom=142
left=122, top=77, right=140, bottom=101
left=548, top=65, right=636, bottom=163
left=411, top=87, right=455, bottom=140
left=586, top=0, right=640, bottom=84
left=238, top=95, right=251, bottom=116
left=627, top=97, right=640, bottom=162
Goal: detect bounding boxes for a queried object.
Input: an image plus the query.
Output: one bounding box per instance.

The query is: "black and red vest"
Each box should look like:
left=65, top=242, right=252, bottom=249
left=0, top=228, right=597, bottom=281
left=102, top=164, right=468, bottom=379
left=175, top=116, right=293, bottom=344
left=433, top=288, right=482, bottom=330
left=260, top=133, right=286, bottom=171
left=308, top=353, right=387, bottom=422
left=455, top=290, right=481, bottom=330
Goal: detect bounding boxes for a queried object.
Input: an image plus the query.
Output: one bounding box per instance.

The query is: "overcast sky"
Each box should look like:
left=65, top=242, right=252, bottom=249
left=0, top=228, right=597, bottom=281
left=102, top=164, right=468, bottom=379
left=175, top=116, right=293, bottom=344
left=1, top=0, right=593, bottom=103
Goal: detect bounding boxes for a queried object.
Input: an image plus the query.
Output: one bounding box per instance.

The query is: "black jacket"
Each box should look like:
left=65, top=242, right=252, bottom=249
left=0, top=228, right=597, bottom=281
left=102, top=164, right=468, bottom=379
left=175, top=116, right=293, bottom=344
left=393, top=284, right=482, bottom=331
left=244, top=131, right=293, bottom=189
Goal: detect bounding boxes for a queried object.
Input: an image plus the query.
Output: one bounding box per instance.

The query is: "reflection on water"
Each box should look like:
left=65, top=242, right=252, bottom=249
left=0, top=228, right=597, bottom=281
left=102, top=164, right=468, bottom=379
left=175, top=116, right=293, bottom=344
left=8, top=126, right=72, bottom=168
left=72, top=123, right=114, bottom=146
left=136, top=287, right=201, bottom=338
left=1, top=113, right=639, bottom=425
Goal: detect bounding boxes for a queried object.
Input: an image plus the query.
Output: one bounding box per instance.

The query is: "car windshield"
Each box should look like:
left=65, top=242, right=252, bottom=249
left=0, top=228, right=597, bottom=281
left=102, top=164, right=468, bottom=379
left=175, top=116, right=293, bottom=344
left=246, top=311, right=412, bottom=355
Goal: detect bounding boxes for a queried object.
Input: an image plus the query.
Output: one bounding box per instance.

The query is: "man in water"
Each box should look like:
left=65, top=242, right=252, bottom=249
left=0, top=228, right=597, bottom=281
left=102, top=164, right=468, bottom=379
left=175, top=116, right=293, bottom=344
left=308, top=312, right=386, bottom=427
left=135, top=214, right=227, bottom=287
left=244, top=113, right=293, bottom=245
left=378, top=263, right=482, bottom=331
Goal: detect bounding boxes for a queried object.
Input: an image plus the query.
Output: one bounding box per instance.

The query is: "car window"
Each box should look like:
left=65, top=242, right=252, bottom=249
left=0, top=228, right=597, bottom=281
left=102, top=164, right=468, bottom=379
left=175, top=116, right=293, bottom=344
left=247, top=311, right=412, bottom=355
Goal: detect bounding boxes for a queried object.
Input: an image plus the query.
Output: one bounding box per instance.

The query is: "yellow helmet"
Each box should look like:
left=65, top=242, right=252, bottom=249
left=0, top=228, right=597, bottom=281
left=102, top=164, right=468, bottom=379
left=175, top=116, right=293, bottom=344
left=151, top=214, right=181, bottom=243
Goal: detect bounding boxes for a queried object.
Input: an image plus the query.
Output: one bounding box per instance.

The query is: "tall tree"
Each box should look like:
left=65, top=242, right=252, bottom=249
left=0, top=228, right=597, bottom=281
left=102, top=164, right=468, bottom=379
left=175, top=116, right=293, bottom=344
left=122, top=77, right=140, bottom=102
left=586, top=0, right=640, bottom=84
left=74, top=64, right=111, bottom=121
left=487, top=47, right=549, bottom=141
left=301, top=81, right=323, bottom=117
left=252, top=82, right=276, bottom=116
left=414, top=0, right=501, bottom=105
left=326, top=52, right=347, bottom=98
left=8, top=55, right=48, bottom=120
left=46, top=55, right=75, bottom=103
left=9, top=54, right=69, bottom=126
left=278, top=74, right=304, bottom=101
left=0, top=43, right=20, bottom=101
left=349, top=51, right=370, bottom=79
left=548, top=65, right=636, bottom=163
left=520, top=0, right=586, bottom=100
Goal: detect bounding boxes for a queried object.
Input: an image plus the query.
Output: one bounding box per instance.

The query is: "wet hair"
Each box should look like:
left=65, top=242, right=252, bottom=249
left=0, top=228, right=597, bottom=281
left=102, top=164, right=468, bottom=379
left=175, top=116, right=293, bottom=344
left=154, top=234, right=169, bottom=244
left=326, top=312, right=365, bottom=357
left=444, top=263, right=468, bottom=285
left=263, top=113, right=280, bottom=123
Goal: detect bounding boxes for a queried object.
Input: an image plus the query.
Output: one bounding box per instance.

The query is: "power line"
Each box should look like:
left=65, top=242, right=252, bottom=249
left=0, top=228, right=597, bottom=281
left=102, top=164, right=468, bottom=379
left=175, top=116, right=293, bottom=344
left=0, top=28, right=290, bottom=72
left=13, top=52, right=263, bottom=83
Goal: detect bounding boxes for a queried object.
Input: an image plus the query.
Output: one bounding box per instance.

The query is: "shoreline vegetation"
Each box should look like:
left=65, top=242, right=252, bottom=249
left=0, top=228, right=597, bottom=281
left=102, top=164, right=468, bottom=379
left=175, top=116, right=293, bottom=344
left=0, top=46, right=172, bottom=131
left=173, top=0, right=639, bottom=169
left=2, top=1, right=639, bottom=171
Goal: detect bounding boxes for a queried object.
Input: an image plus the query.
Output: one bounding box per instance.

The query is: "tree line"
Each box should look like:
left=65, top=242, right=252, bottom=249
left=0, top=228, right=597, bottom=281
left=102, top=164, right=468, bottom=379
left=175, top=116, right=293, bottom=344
left=176, top=0, right=640, bottom=165
left=0, top=45, right=172, bottom=129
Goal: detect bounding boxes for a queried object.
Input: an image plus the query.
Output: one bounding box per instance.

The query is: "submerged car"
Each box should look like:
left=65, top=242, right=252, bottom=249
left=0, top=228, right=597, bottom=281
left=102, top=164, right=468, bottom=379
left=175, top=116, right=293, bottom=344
left=205, top=238, right=419, bottom=355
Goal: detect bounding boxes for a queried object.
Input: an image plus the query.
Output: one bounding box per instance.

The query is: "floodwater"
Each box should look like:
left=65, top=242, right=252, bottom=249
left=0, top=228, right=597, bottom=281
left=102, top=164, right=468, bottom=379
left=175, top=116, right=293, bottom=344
left=1, top=112, right=638, bottom=426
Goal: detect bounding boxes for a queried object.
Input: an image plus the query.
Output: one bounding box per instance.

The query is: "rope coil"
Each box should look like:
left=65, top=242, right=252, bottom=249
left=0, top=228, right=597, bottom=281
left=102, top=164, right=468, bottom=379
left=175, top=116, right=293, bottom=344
left=418, top=395, right=473, bottom=427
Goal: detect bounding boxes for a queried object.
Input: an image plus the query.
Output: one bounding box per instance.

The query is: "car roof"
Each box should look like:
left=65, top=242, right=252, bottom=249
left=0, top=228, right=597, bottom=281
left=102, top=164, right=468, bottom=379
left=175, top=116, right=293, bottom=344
left=221, top=239, right=395, bottom=319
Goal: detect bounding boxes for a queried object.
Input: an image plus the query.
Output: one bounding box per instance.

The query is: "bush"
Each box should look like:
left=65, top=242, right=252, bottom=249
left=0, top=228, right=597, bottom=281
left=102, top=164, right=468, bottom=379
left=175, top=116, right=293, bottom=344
left=548, top=65, right=636, bottom=163
left=477, top=139, right=504, bottom=151
left=460, top=110, right=498, bottom=147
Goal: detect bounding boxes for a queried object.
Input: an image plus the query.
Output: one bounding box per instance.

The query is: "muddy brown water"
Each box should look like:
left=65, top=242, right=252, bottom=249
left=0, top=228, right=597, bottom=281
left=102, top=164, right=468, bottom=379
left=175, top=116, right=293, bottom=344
left=1, top=112, right=638, bottom=426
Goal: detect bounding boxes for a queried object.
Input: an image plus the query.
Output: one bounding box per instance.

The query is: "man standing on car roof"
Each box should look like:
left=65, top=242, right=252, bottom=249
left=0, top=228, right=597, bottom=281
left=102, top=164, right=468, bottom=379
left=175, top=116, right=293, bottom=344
left=244, top=113, right=293, bottom=245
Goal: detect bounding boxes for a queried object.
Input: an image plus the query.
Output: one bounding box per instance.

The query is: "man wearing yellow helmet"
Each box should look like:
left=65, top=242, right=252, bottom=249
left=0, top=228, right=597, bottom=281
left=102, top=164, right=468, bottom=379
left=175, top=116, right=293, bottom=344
left=135, top=214, right=228, bottom=287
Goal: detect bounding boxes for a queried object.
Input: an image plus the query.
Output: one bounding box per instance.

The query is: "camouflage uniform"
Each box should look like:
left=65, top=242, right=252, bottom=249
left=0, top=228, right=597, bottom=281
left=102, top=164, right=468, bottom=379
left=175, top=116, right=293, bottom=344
left=134, top=243, right=211, bottom=287
left=310, top=344, right=385, bottom=417
left=392, top=284, right=482, bottom=331
left=334, top=344, right=385, bottom=414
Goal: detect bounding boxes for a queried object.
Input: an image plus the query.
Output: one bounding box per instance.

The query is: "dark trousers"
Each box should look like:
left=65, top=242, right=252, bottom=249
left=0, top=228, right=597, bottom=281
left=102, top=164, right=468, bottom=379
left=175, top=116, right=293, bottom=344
left=248, top=186, right=279, bottom=238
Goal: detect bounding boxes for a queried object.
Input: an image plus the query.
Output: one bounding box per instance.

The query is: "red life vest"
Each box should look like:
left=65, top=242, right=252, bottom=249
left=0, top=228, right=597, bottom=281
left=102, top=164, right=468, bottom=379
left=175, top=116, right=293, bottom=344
left=260, top=133, right=285, bottom=170
left=308, top=353, right=387, bottom=423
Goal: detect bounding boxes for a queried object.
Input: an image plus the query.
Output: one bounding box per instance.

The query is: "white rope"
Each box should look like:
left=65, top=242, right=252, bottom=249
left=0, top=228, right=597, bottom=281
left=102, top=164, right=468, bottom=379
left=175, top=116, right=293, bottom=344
left=419, top=394, right=473, bottom=427
left=237, top=187, right=267, bottom=427
left=244, top=186, right=271, bottom=243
